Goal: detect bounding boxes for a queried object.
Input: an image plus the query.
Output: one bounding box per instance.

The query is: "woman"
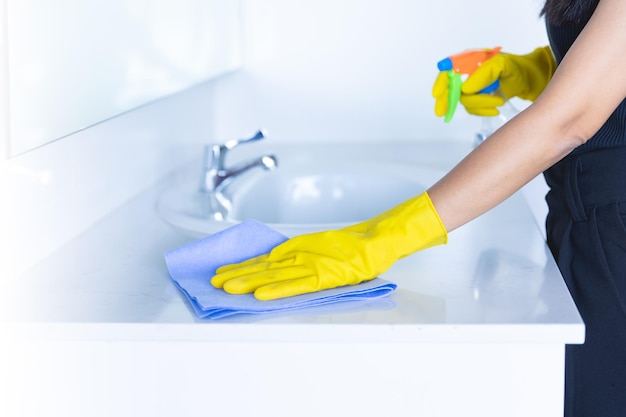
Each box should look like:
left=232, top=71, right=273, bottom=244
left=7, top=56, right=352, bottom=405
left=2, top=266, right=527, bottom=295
left=212, top=0, right=626, bottom=414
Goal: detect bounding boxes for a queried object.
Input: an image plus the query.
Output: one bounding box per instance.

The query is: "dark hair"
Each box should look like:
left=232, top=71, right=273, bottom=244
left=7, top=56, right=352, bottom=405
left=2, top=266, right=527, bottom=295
left=541, top=0, right=600, bottom=25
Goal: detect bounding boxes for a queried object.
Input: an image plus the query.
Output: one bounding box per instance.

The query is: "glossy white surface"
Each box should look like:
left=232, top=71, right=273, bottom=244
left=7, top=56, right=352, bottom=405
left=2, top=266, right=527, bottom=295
left=0, top=142, right=583, bottom=417
left=2, top=142, right=584, bottom=344
left=5, top=0, right=240, bottom=155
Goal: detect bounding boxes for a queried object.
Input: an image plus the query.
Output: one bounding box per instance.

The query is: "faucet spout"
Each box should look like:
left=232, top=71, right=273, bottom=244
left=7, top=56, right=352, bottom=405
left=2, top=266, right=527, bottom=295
left=216, top=155, right=277, bottom=192
left=199, top=129, right=278, bottom=193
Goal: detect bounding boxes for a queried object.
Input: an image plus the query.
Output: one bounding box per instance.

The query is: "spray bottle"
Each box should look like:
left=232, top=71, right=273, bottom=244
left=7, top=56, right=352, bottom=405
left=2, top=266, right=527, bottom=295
left=437, top=47, right=518, bottom=146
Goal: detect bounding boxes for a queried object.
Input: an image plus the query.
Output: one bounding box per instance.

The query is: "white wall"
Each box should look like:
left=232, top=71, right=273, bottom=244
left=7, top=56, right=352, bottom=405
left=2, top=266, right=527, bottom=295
left=0, top=0, right=9, bottom=160
left=5, top=0, right=240, bottom=156
left=214, top=0, right=549, bottom=144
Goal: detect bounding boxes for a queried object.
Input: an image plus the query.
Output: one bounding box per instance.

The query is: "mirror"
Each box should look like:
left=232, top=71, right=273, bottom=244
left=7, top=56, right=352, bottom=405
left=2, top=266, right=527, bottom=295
left=3, top=0, right=240, bottom=156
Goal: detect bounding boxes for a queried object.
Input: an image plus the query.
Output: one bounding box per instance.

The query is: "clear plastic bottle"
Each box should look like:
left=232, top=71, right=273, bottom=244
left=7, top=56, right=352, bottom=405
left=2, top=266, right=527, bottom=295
left=473, top=94, right=519, bottom=147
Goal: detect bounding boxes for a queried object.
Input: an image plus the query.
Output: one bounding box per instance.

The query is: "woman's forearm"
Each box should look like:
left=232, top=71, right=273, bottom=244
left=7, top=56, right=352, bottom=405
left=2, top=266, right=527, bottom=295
left=427, top=106, right=577, bottom=233
left=429, top=0, right=626, bottom=233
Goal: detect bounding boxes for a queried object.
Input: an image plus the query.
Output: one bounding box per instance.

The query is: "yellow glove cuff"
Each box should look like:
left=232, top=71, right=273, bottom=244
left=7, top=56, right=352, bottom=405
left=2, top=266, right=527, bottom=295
left=393, top=191, right=448, bottom=256
left=350, top=191, right=448, bottom=260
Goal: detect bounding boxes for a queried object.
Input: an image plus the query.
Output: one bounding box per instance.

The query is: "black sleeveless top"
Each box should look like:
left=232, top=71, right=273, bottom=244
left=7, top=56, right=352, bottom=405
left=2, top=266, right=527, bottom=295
left=546, top=6, right=626, bottom=155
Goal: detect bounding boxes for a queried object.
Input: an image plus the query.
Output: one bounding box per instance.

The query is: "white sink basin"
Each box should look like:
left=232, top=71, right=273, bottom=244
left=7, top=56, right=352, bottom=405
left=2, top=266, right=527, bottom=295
left=157, top=145, right=443, bottom=237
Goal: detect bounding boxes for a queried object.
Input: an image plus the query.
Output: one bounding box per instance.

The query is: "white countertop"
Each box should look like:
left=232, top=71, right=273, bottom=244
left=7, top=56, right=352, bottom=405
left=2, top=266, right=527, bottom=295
left=0, top=142, right=584, bottom=344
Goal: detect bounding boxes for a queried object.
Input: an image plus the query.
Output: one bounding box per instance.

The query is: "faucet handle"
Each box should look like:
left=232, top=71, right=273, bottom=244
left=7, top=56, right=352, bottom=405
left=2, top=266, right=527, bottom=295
left=223, top=129, right=267, bottom=150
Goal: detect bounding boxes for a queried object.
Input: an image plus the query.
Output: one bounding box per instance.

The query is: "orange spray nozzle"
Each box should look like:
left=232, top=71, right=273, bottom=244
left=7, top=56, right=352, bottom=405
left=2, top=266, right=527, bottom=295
left=437, top=46, right=502, bottom=123
left=437, top=46, right=502, bottom=75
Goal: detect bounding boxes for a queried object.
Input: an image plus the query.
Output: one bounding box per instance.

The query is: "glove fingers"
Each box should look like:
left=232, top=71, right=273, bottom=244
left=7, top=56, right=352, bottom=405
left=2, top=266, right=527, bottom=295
left=466, top=108, right=500, bottom=117
left=213, top=241, right=302, bottom=278
left=215, top=235, right=307, bottom=278
left=434, top=96, right=448, bottom=118
left=432, top=71, right=449, bottom=117
left=254, top=275, right=321, bottom=300
left=460, top=94, right=504, bottom=116
left=211, top=254, right=270, bottom=283
left=211, top=257, right=278, bottom=289
left=432, top=71, right=449, bottom=97
left=222, top=265, right=313, bottom=295
left=460, top=93, right=505, bottom=108
left=461, top=55, right=504, bottom=95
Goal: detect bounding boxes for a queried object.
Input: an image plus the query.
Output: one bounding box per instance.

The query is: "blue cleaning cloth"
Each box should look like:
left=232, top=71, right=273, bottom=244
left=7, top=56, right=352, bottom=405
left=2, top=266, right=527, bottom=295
left=164, top=219, right=397, bottom=319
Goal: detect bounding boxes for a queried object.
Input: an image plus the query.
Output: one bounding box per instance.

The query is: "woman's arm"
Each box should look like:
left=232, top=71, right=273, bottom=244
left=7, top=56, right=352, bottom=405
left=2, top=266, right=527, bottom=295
left=211, top=0, right=626, bottom=301
left=428, top=0, right=626, bottom=232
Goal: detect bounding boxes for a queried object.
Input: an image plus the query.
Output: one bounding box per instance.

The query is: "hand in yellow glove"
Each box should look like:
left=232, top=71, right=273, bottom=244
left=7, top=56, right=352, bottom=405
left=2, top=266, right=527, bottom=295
left=433, top=46, right=556, bottom=117
left=211, top=192, right=447, bottom=300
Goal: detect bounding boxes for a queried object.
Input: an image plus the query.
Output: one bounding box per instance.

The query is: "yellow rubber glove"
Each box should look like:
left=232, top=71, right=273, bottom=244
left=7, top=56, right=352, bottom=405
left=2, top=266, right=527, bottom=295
left=433, top=46, right=556, bottom=117
left=211, top=192, right=447, bottom=300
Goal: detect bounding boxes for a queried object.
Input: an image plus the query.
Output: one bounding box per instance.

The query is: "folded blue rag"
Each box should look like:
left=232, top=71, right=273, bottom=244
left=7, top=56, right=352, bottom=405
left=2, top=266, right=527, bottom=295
left=164, top=219, right=397, bottom=319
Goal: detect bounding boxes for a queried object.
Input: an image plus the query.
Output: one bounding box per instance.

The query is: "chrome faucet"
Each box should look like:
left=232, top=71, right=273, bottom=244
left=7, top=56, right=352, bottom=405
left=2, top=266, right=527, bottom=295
left=199, top=129, right=278, bottom=193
